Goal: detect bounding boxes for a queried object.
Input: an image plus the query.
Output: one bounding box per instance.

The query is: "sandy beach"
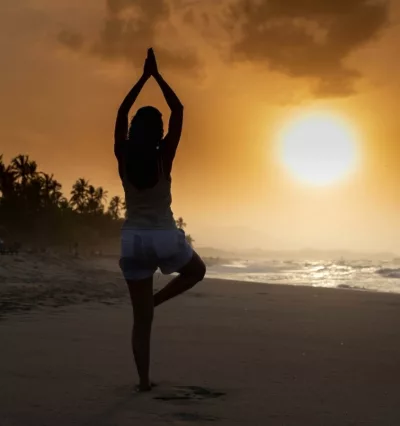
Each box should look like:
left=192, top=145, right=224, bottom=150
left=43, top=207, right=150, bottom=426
left=1, top=254, right=400, bottom=425
left=3, top=1, right=400, bottom=424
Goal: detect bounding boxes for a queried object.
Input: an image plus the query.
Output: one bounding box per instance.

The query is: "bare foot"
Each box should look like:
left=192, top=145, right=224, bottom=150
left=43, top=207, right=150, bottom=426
left=135, top=382, right=157, bottom=393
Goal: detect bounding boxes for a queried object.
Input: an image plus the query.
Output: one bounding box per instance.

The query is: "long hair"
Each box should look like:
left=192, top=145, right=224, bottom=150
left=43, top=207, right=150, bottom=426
left=128, top=106, right=164, bottom=148
left=126, top=106, right=165, bottom=190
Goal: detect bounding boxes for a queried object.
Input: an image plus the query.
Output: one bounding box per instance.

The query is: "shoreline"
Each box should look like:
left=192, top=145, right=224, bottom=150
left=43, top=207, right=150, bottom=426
left=1, top=251, right=400, bottom=319
left=206, top=275, right=400, bottom=296
left=2, top=273, right=400, bottom=321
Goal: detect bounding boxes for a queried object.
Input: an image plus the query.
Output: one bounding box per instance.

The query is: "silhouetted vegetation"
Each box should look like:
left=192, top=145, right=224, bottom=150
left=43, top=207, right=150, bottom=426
left=0, top=154, right=194, bottom=251
left=0, top=154, right=122, bottom=250
left=175, top=216, right=194, bottom=247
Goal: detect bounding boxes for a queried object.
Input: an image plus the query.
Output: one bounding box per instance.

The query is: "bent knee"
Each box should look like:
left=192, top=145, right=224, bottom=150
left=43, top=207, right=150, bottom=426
left=184, top=259, right=206, bottom=282
left=197, top=261, right=207, bottom=281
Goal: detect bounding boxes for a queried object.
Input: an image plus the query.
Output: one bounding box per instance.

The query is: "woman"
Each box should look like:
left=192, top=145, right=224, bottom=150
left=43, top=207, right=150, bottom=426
left=114, top=48, right=206, bottom=392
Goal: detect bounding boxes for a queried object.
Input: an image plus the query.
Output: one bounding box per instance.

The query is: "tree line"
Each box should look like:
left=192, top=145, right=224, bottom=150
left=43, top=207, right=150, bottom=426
left=0, top=154, right=193, bottom=250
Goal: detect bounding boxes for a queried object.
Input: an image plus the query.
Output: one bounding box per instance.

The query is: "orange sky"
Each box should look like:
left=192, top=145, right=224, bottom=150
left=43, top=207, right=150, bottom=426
left=1, top=0, right=400, bottom=253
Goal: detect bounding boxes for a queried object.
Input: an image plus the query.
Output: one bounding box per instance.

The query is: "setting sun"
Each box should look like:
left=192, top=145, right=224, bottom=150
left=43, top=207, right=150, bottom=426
left=278, top=112, right=359, bottom=186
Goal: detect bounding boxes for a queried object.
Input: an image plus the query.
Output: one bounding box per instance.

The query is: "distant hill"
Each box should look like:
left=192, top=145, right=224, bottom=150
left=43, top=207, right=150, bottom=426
left=196, top=247, right=238, bottom=259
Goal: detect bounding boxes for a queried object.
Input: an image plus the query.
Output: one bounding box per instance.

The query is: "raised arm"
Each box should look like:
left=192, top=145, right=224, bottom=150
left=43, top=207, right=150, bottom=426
left=154, top=72, right=183, bottom=112
left=148, top=49, right=184, bottom=157
left=114, top=50, right=154, bottom=145
left=114, top=74, right=149, bottom=144
left=156, top=74, right=184, bottom=157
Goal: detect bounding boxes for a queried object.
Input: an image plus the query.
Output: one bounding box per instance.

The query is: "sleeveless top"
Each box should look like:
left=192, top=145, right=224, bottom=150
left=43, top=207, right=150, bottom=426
left=118, top=143, right=177, bottom=230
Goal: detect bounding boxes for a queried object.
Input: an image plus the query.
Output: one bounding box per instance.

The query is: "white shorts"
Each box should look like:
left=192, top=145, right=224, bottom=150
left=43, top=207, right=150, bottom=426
left=119, top=228, right=193, bottom=281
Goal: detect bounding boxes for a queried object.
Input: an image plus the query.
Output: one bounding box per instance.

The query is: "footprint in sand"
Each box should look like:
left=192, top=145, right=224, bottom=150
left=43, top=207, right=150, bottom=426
left=154, top=386, right=225, bottom=402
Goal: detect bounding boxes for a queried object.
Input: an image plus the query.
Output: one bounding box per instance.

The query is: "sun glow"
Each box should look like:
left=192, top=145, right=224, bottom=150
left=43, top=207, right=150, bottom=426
left=278, top=112, right=359, bottom=186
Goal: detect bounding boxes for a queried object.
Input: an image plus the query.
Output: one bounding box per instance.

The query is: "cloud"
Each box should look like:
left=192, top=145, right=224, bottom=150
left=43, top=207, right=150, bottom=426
left=59, top=0, right=199, bottom=73
left=58, top=0, right=390, bottom=97
left=227, top=0, right=389, bottom=97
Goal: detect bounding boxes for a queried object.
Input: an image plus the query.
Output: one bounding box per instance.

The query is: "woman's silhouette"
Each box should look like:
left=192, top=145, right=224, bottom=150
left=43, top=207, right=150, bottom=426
left=115, top=48, right=206, bottom=391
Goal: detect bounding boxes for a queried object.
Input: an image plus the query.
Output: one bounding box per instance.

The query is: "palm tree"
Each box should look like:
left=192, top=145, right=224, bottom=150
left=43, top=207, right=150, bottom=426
left=27, top=161, right=37, bottom=180
left=108, top=195, right=123, bottom=219
left=82, top=185, right=107, bottom=215
left=58, top=197, right=70, bottom=210
left=0, top=155, right=6, bottom=199
left=0, top=160, right=16, bottom=201
left=25, top=175, right=43, bottom=211
left=95, top=186, right=108, bottom=208
left=11, top=155, right=37, bottom=185
left=0, top=156, right=14, bottom=198
left=86, top=185, right=97, bottom=214
left=185, top=234, right=195, bottom=248
left=70, top=178, right=89, bottom=213
left=176, top=217, right=187, bottom=230
left=40, top=173, right=63, bottom=206
left=1, top=153, right=131, bottom=245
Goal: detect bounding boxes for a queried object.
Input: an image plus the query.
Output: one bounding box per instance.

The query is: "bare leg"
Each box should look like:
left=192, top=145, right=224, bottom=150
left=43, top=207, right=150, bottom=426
left=154, top=252, right=206, bottom=308
left=126, top=276, right=154, bottom=391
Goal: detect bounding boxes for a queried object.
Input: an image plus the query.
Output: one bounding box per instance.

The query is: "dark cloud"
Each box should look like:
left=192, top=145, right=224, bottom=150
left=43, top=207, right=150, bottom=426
left=59, top=0, right=199, bottom=73
left=228, top=0, right=389, bottom=96
left=58, top=0, right=390, bottom=97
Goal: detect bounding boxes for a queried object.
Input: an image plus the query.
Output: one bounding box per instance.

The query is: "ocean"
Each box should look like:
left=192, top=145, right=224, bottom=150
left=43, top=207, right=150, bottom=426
left=206, top=258, right=400, bottom=294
